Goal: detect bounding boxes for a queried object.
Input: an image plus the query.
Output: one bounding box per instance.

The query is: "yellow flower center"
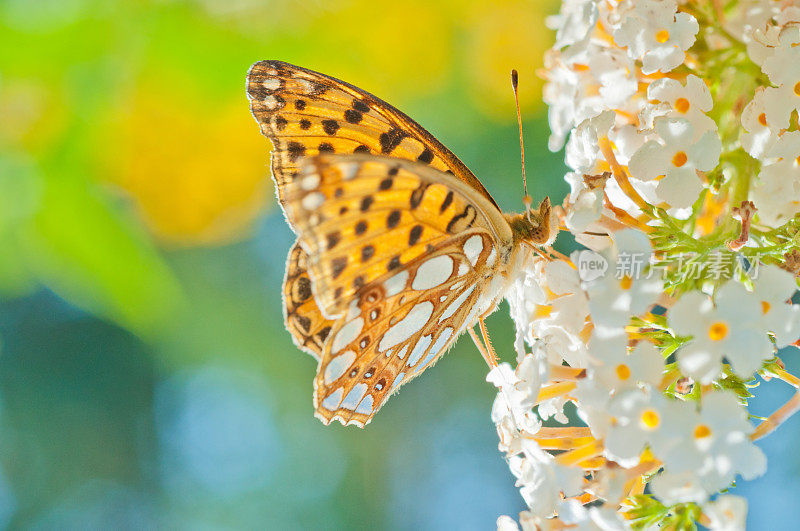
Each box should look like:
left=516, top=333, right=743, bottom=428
left=619, top=275, right=633, bottom=290
left=761, top=300, right=771, bottom=314
left=674, top=97, right=690, bottom=113
left=641, top=409, right=661, bottom=429
left=656, top=29, right=670, bottom=43
left=708, top=321, right=729, bottom=341
left=758, top=112, right=768, bottom=127
left=672, top=151, right=688, bottom=167
left=573, top=63, right=591, bottom=72
left=616, top=364, right=632, bottom=380
left=794, top=81, right=800, bottom=96
left=694, top=423, right=712, bottom=439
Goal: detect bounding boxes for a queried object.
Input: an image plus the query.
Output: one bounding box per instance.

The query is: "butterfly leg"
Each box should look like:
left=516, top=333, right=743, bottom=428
left=476, top=317, right=499, bottom=368
left=468, top=325, right=497, bottom=369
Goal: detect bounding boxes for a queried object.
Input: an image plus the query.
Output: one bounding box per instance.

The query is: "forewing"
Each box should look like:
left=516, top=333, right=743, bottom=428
left=246, top=60, right=499, bottom=212
left=284, top=154, right=513, bottom=318
left=314, top=231, right=507, bottom=427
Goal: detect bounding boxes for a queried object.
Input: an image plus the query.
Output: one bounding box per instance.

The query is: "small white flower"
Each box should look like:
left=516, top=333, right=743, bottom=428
left=760, top=25, right=800, bottom=87
left=740, top=87, right=781, bottom=160
left=628, top=117, right=721, bottom=208
left=586, top=466, right=630, bottom=505
left=547, top=0, right=600, bottom=50
left=496, top=515, right=521, bottom=531
left=583, top=229, right=664, bottom=327
left=603, top=388, right=677, bottom=467
left=588, top=333, right=664, bottom=394
left=650, top=470, right=709, bottom=505
left=743, top=16, right=782, bottom=67
left=557, top=499, right=631, bottom=530
left=642, top=75, right=716, bottom=134
left=670, top=283, right=773, bottom=383
left=657, top=391, right=766, bottom=493
left=488, top=363, right=542, bottom=452
left=565, top=173, right=604, bottom=233
left=511, top=440, right=584, bottom=517
left=566, top=111, right=616, bottom=174
left=613, top=0, right=699, bottom=74
left=751, top=131, right=800, bottom=226
left=704, top=494, right=747, bottom=531
left=544, top=44, right=638, bottom=151
left=751, top=265, right=800, bottom=347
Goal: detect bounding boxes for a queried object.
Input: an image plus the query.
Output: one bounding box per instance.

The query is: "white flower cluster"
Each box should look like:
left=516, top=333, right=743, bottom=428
left=493, top=1, right=800, bottom=528
left=494, top=233, right=798, bottom=529
left=741, top=10, right=800, bottom=226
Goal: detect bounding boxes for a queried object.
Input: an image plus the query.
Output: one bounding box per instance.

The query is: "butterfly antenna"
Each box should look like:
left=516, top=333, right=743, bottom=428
left=511, top=69, right=532, bottom=223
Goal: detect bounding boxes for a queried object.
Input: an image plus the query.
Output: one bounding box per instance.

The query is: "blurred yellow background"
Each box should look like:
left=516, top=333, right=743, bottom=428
left=1, top=0, right=794, bottom=528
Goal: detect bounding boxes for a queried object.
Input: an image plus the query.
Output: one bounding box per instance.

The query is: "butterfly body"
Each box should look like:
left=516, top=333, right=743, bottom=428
left=247, top=60, right=555, bottom=427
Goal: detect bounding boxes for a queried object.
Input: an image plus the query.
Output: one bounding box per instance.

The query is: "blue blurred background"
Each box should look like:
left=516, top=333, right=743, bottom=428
left=0, top=1, right=797, bottom=528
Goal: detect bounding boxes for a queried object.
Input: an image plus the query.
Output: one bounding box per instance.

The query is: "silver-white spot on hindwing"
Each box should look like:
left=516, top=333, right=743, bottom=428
left=321, top=387, right=344, bottom=410
left=407, top=334, right=433, bottom=367
left=324, top=350, right=356, bottom=384
left=463, top=235, right=483, bottom=266
left=340, top=383, right=368, bottom=410
left=420, top=327, right=454, bottom=367
left=383, top=270, right=410, bottom=297
left=355, top=394, right=374, bottom=415
left=411, top=255, right=453, bottom=290
left=378, top=301, right=434, bottom=352
left=439, top=285, right=477, bottom=322
left=331, top=317, right=364, bottom=353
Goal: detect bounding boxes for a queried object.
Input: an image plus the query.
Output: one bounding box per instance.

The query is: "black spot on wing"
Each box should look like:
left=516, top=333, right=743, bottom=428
left=409, top=225, right=423, bottom=246
left=344, top=109, right=363, bottom=124
left=331, top=257, right=348, bottom=279
left=360, top=196, right=374, bottom=212
left=326, top=232, right=340, bottom=250
left=379, top=128, right=407, bottom=154
left=287, top=142, right=306, bottom=162
left=410, top=183, right=428, bottom=209
left=417, top=148, right=434, bottom=164
left=440, top=190, right=454, bottom=213
left=361, top=245, right=375, bottom=262
left=387, top=210, right=401, bottom=229
left=322, top=120, right=340, bottom=135
left=352, top=99, right=370, bottom=113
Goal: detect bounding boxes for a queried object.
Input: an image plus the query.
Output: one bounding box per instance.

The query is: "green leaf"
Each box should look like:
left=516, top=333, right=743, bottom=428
left=24, top=171, right=183, bottom=336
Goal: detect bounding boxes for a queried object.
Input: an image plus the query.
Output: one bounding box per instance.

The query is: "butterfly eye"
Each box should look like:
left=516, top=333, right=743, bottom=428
left=364, top=368, right=375, bottom=379
left=349, top=367, right=359, bottom=378
left=359, top=337, right=370, bottom=349
left=375, top=379, right=386, bottom=391
left=369, top=309, right=380, bottom=321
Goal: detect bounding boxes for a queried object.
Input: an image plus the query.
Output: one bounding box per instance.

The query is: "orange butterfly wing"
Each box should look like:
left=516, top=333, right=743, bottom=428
left=246, top=60, right=499, bottom=211
left=285, top=155, right=513, bottom=427
left=247, top=60, right=502, bottom=360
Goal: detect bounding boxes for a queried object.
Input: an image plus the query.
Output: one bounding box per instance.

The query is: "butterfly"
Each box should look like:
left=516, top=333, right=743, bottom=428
left=247, top=60, right=555, bottom=427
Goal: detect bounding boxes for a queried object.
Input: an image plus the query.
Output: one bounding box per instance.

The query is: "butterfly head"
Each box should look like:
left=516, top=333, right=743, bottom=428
left=506, top=197, right=555, bottom=245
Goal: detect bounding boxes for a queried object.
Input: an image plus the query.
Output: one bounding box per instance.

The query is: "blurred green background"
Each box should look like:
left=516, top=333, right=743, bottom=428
left=0, top=0, right=797, bottom=529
